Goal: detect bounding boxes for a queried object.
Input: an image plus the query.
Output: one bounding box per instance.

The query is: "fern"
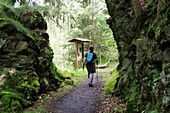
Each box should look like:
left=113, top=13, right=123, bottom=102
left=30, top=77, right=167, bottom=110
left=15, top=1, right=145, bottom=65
left=151, top=69, right=160, bottom=83
left=126, top=81, right=141, bottom=112
left=0, top=1, right=17, bottom=18
left=141, top=102, right=158, bottom=113
left=0, top=91, right=19, bottom=97
left=0, top=0, right=15, bottom=5
left=0, top=2, right=37, bottom=41
left=0, top=20, right=9, bottom=28
left=0, top=91, right=23, bottom=112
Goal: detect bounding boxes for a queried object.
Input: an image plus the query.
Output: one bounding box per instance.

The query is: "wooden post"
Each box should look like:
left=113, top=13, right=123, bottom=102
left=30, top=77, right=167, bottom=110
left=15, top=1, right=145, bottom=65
left=82, top=42, right=84, bottom=60
left=81, top=42, right=84, bottom=71
left=75, top=41, right=79, bottom=71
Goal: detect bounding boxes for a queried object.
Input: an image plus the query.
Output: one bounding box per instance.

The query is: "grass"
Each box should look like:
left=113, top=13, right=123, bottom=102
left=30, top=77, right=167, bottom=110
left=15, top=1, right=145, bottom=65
left=56, top=69, right=87, bottom=97
left=72, top=69, right=87, bottom=85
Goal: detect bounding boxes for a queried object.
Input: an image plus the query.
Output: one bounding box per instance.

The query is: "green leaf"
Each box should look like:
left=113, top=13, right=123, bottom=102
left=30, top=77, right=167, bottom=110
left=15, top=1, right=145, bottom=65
left=150, top=110, right=158, bottom=113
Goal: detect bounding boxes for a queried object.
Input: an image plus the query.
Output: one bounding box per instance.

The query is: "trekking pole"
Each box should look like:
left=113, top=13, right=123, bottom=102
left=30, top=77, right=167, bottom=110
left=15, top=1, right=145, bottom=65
left=96, top=64, right=98, bottom=84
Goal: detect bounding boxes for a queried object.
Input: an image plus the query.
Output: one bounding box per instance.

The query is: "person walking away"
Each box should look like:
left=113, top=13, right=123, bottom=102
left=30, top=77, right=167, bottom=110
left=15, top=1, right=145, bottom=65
left=83, top=45, right=98, bottom=87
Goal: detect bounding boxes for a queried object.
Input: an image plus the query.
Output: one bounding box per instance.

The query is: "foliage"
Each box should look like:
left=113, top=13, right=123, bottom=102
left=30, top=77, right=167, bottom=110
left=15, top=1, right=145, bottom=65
left=69, top=27, right=83, bottom=38
left=71, top=70, right=87, bottom=85
left=116, top=105, right=123, bottom=112
left=42, top=0, right=117, bottom=69
left=125, top=81, right=141, bottom=113
left=23, top=69, right=87, bottom=112
left=23, top=106, right=48, bottom=113
left=141, top=102, right=158, bottom=113
left=0, top=0, right=15, bottom=5
left=0, top=2, right=41, bottom=41
left=0, top=64, right=65, bottom=112
left=54, top=70, right=86, bottom=103
left=104, top=69, right=119, bottom=94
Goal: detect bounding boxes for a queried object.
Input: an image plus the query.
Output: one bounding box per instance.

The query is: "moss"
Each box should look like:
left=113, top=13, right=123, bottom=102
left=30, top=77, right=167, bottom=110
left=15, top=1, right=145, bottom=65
left=0, top=3, right=65, bottom=112
left=106, top=0, right=170, bottom=112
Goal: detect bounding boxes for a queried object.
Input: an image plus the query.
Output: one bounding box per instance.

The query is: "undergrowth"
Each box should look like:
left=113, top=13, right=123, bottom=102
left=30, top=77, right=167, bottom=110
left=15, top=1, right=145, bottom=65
left=104, top=69, right=120, bottom=94
left=23, top=69, right=87, bottom=112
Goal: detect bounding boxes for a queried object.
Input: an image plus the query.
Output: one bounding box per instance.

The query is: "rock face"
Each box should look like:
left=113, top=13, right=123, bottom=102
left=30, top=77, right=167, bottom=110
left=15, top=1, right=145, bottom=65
left=0, top=5, right=63, bottom=112
left=105, top=0, right=170, bottom=112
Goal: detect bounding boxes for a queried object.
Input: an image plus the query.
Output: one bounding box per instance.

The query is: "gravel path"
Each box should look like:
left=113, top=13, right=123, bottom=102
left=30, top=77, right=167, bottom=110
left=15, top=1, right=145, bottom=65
left=46, top=72, right=104, bottom=113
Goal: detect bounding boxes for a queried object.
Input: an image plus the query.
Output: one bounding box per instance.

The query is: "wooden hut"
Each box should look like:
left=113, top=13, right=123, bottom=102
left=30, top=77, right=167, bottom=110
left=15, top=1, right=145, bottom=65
left=68, top=38, right=91, bottom=70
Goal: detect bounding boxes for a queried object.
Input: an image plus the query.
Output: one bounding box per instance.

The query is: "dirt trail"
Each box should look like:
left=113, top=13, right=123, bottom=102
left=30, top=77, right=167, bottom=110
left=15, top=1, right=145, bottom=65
left=46, top=72, right=104, bottom=113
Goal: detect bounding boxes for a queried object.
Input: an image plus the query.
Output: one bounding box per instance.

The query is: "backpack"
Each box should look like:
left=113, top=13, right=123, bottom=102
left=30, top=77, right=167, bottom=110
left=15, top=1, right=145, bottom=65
left=86, top=52, right=93, bottom=63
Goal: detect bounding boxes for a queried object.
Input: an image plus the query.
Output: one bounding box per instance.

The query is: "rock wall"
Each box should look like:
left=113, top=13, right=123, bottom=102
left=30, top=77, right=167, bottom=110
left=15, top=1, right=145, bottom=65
left=0, top=5, right=64, bottom=112
left=105, top=0, right=170, bottom=112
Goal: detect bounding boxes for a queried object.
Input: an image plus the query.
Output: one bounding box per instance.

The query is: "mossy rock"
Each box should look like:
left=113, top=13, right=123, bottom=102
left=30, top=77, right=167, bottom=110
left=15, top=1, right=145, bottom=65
left=105, top=0, right=170, bottom=112
left=0, top=3, right=65, bottom=112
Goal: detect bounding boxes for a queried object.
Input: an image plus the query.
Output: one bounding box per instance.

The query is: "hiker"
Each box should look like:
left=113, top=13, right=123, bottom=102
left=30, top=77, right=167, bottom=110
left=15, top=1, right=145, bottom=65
left=83, top=45, right=98, bottom=87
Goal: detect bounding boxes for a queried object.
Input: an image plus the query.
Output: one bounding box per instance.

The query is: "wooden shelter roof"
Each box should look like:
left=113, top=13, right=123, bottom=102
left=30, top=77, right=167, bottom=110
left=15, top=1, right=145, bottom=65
left=68, top=38, right=91, bottom=42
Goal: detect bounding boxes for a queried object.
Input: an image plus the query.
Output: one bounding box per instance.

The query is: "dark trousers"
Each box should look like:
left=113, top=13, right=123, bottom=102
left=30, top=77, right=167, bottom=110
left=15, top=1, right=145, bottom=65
left=86, top=63, right=96, bottom=78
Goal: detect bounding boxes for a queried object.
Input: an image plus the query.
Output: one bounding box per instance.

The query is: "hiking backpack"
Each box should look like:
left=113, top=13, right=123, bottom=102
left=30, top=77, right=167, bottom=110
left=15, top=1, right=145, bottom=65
left=86, top=52, right=93, bottom=63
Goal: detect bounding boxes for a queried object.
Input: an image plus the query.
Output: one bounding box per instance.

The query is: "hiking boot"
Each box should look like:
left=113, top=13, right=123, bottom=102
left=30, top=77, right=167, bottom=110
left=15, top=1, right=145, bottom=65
left=89, top=83, right=93, bottom=87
